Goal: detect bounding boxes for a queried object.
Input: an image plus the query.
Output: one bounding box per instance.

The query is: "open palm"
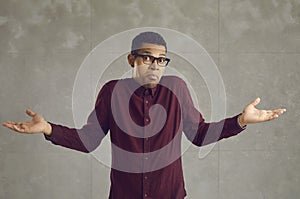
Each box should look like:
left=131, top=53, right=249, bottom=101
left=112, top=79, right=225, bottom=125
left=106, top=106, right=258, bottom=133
left=2, top=109, right=49, bottom=134
left=240, top=98, right=286, bottom=126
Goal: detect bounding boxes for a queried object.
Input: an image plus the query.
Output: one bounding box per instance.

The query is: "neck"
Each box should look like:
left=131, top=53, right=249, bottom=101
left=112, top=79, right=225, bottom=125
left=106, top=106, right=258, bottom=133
left=132, top=78, right=157, bottom=89
left=143, top=83, right=157, bottom=89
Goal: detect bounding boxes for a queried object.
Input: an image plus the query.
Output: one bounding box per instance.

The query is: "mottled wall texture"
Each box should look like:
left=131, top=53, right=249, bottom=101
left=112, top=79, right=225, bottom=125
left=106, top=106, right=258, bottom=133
left=0, top=0, right=299, bottom=199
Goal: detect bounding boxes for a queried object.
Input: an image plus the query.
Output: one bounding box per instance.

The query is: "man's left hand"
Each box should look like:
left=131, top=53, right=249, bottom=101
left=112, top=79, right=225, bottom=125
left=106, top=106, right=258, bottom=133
left=238, top=98, right=286, bottom=127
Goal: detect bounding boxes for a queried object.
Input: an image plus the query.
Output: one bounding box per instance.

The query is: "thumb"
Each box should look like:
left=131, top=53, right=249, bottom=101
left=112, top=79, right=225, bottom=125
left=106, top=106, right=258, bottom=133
left=26, top=109, right=36, bottom=117
left=250, top=97, right=261, bottom=107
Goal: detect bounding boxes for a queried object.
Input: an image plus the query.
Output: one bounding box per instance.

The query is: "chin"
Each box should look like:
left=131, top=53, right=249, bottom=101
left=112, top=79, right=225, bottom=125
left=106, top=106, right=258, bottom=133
left=144, top=81, right=159, bottom=88
left=148, top=79, right=161, bottom=86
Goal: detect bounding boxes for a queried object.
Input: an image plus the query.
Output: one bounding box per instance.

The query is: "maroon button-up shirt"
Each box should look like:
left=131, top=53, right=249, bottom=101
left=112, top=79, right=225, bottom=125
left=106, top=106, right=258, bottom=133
left=45, top=76, right=245, bottom=199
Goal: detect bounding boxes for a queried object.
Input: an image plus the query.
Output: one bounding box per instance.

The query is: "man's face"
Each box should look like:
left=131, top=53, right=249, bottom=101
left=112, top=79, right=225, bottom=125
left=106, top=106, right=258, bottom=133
left=128, top=43, right=167, bottom=88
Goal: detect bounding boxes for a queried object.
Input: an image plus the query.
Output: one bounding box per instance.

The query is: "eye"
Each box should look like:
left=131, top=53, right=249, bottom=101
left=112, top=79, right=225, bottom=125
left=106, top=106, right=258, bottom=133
left=143, top=55, right=151, bottom=61
left=158, top=57, right=166, bottom=63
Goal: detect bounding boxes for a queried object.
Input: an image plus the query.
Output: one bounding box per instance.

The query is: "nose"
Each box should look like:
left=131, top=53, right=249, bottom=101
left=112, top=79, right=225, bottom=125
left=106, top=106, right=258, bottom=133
left=149, top=59, right=159, bottom=70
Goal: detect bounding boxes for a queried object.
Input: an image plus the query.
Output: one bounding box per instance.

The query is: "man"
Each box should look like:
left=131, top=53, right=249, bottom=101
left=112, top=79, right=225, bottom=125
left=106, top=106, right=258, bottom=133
left=3, top=32, right=286, bottom=199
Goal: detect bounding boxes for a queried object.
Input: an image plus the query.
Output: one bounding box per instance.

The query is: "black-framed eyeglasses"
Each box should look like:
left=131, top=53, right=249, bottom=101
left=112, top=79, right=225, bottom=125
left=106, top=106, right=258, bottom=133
left=133, top=53, right=170, bottom=67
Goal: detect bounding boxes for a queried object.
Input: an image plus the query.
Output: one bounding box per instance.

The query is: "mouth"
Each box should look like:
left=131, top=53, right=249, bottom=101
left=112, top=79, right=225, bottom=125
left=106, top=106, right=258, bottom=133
left=146, top=74, right=159, bottom=81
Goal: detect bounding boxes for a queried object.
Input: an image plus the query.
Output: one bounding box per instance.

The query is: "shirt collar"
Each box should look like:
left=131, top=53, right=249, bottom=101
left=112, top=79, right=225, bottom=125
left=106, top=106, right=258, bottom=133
left=130, top=79, right=157, bottom=97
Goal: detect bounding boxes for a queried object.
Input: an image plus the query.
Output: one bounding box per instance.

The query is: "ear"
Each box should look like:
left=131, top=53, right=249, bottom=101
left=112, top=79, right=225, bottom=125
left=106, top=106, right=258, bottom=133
left=127, top=54, right=135, bottom=68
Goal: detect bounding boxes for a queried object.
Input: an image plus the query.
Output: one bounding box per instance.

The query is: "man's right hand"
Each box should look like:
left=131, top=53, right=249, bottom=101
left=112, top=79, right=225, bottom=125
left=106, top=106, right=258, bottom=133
left=2, top=109, right=52, bottom=135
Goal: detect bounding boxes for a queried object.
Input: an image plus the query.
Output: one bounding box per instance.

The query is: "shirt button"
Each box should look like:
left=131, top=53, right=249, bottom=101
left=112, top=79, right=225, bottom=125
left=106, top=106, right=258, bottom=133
left=145, top=193, right=148, bottom=197
left=145, top=100, right=149, bottom=104
left=144, top=176, right=148, bottom=179
left=145, top=118, right=149, bottom=122
left=145, top=157, right=148, bottom=160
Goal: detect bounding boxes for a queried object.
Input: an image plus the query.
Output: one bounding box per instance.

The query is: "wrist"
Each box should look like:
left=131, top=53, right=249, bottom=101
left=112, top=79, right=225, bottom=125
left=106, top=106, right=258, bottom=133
left=43, top=122, right=52, bottom=136
left=238, top=114, right=247, bottom=128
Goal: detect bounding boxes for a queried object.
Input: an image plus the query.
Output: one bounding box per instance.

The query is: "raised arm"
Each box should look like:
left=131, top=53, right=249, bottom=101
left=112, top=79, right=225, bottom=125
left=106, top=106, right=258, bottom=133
left=2, top=83, right=111, bottom=153
left=181, top=80, right=286, bottom=147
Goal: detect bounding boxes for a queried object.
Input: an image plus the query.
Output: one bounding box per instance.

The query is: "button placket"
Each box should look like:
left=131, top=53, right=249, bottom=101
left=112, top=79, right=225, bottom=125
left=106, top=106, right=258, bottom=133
left=143, top=94, right=151, bottom=160
left=143, top=89, right=151, bottom=198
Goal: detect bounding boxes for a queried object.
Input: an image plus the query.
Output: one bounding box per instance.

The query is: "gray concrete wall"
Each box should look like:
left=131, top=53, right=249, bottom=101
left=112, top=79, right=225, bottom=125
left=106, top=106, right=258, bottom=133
left=0, top=0, right=299, bottom=198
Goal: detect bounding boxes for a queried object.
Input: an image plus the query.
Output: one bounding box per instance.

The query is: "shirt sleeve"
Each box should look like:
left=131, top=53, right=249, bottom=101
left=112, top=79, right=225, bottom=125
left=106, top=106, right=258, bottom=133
left=44, top=83, right=110, bottom=153
left=180, top=80, right=245, bottom=147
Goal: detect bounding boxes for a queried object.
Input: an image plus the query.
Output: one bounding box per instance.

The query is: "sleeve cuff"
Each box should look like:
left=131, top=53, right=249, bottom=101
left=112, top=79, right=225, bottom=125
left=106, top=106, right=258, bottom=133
left=44, top=122, right=60, bottom=143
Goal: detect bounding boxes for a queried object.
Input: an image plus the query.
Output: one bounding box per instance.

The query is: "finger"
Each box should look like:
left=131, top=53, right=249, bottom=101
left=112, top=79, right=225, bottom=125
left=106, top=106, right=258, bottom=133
left=4, top=125, right=16, bottom=131
left=267, top=111, right=284, bottom=121
left=26, top=109, right=36, bottom=117
left=2, top=121, right=10, bottom=126
left=2, top=122, right=14, bottom=128
left=264, top=113, right=277, bottom=121
left=250, top=97, right=261, bottom=107
left=10, top=124, right=23, bottom=133
left=2, top=121, right=15, bottom=125
left=3, top=121, right=27, bottom=133
left=267, top=109, right=286, bottom=116
left=14, top=125, right=26, bottom=133
left=3, top=121, right=18, bottom=127
left=2, top=122, right=19, bottom=132
left=273, top=109, right=286, bottom=115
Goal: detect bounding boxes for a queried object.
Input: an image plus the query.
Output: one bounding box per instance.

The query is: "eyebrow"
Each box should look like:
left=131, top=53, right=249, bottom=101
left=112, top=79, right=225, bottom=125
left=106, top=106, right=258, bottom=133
left=140, top=50, right=166, bottom=57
